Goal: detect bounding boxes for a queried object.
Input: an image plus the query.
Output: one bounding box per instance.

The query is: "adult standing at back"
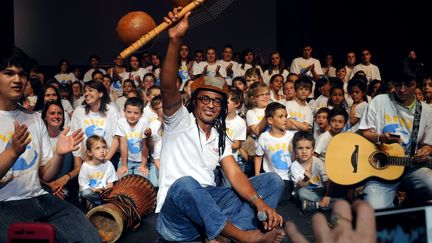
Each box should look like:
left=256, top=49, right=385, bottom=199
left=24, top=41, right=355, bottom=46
left=350, top=48, right=381, bottom=82
left=290, top=44, right=323, bottom=81
left=83, top=54, right=106, bottom=82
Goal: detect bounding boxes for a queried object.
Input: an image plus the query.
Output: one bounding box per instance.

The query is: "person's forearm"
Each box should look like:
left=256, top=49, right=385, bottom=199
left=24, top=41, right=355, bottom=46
left=0, top=147, right=20, bottom=179
left=40, top=153, right=64, bottom=182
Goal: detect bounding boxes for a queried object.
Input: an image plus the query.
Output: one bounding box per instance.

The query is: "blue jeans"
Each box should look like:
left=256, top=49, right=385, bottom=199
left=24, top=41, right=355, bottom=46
left=0, top=194, right=100, bottom=242
left=364, top=167, right=432, bottom=209
left=149, top=162, right=159, bottom=188
left=156, top=172, right=284, bottom=241
left=80, top=188, right=102, bottom=206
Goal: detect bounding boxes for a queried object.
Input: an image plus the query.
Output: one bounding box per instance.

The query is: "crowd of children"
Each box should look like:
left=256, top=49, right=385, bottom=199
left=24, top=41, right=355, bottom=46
left=14, top=44, right=432, bottom=214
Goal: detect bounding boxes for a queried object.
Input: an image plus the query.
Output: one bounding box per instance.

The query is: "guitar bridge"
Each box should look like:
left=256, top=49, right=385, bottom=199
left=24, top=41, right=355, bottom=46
left=351, top=145, right=359, bottom=173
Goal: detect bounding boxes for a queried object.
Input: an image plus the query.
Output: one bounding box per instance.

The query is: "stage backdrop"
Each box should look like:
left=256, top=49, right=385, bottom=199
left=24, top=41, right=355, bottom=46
left=14, top=0, right=277, bottom=66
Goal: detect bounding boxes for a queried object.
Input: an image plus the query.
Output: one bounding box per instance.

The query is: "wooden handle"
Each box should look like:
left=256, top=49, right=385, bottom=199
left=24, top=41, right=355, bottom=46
left=119, top=0, right=205, bottom=59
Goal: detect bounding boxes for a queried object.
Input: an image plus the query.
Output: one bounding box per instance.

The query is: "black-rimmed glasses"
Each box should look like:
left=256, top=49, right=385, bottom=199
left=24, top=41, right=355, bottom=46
left=197, top=95, right=223, bottom=107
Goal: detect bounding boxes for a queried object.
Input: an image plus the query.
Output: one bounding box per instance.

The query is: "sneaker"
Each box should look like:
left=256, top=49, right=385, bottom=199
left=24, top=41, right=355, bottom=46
left=302, top=200, right=318, bottom=211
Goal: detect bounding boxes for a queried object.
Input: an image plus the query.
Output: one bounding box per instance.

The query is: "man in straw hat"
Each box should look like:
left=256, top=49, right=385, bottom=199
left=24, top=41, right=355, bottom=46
left=155, top=7, right=285, bottom=243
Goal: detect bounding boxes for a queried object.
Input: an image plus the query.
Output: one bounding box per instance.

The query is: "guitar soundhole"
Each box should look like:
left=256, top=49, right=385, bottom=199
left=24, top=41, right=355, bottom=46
left=371, top=152, right=389, bottom=169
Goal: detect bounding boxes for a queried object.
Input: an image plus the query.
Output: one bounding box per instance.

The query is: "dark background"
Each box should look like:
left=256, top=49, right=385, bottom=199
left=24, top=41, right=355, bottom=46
left=3, top=0, right=430, bottom=80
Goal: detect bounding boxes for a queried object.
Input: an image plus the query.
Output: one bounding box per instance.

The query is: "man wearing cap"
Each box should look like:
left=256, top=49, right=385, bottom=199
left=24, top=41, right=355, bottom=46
left=155, top=8, right=285, bottom=243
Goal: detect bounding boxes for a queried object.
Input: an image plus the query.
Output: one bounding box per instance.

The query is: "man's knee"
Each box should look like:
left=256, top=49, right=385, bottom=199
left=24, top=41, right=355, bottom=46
left=170, top=176, right=201, bottom=195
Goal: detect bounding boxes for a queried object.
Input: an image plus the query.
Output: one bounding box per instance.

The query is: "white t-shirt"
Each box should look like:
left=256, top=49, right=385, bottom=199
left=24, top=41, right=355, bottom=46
left=115, top=117, right=149, bottom=162
left=285, top=100, right=313, bottom=125
left=314, top=130, right=333, bottom=161
left=263, top=69, right=289, bottom=85
left=216, top=60, right=240, bottom=85
left=0, top=108, right=52, bottom=201
left=255, top=130, right=296, bottom=180
left=192, top=62, right=227, bottom=79
left=61, top=99, right=74, bottom=115
left=178, top=60, right=191, bottom=86
left=349, top=63, right=381, bottom=82
left=143, top=105, right=158, bottom=124
left=70, top=104, right=119, bottom=158
left=237, top=64, right=263, bottom=77
left=359, top=94, right=432, bottom=153
left=246, top=107, right=267, bottom=138
left=55, top=73, right=77, bottom=84
left=128, top=68, right=150, bottom=87
left=149, top=119, right=163, bottom=160
left=72, top=96, right=85, bottom=109
left=225, top=114, right=247, bottom=157
left=349, top=101, right=368, bottom=132
left=290, top=57, right=323, bottom=77
left=78, top=160, right=118, bottom=192
left=83, top=68, right=106, bottom=82
left=156, top=106, right=232, bottom=212
left=290, top=157, right=328, bottom=189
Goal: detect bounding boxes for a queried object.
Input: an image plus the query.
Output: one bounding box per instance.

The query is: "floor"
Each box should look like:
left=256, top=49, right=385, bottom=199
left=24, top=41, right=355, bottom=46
left=111, top=194, right=328, bottom=243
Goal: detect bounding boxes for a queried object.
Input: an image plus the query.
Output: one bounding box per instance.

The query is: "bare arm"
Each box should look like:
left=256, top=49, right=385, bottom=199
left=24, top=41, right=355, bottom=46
left=221, top=155, right=283, bottom=230
left=249, top=118, right=267, bottom=137
left=231, top=140, right=242, bottom=150
left=106, top=136, right=119, bottom=161
left=40, top=127, right=84, bottom=182
left=161, top=8, right=191, bottom=117
left=118, top=136, right=128, bottom=176
left=289, top=118, right=312, bottom=132
left=254, top=155, right=263, bottom=176
left=0, top=122, right=30, bottom=180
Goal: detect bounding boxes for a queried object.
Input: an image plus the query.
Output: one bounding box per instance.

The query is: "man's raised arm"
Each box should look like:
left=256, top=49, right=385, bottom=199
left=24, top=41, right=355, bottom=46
left=160, top=8, right=191, bottom=116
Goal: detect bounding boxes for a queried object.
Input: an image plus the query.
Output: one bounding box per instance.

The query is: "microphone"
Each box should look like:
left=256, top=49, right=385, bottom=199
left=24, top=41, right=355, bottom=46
left=257, top=211, right=268, bottom=222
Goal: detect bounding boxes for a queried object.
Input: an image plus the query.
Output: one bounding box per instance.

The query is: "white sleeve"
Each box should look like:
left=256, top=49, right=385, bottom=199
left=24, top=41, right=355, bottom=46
left=78, top=165, right=90, bottom=191
left=304, top=106, right=313, bottom=125
left=115, top=119, right=126, bottom=137
left=290, top=162, right=305, bottom=183
left=358, top=98, right=378, bottom=131
left=255, top=135, right=265, bottom=156
left=163, top=106, right=191, bottom=132
left=246, top=110, right=260, bottom=127
left=38, top=116, right=53, bottom=166
left=233, top=118, right=247, bottom=141
left=314, top=134, right=327, bottom=155
left=355, top=102, right=368, bottom=118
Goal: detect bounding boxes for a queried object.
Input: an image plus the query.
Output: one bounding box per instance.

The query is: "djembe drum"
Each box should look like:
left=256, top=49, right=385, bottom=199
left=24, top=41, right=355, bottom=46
left=86, top=174, right=156, bottom=243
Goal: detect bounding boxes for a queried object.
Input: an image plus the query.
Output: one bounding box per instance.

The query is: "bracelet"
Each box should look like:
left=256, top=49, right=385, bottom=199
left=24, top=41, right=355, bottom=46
left=66, top=173, right=72, bottom=180
left=249, top=193, right=263, bottom=203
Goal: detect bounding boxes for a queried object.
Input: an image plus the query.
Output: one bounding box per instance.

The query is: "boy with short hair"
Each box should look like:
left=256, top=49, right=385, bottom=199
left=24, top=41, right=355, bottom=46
left=255, top=102, right=296, bottom=198
left=285, top=77, right=314, bottom=132
left=313, top=107, right=330, bottom=139
left=314, top=107, right=348, bottom=161
left=115, top=97, right=150, bottom=178
left=290, top=131, right=331, bottom=211
left=79, top=135, right=118, bottom=207
left=217, top=89, right=247, bottom=186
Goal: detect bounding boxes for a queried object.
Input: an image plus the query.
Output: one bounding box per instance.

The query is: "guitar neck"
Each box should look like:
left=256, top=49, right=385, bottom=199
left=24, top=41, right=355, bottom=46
left=389, top=156, right=432, bottom=167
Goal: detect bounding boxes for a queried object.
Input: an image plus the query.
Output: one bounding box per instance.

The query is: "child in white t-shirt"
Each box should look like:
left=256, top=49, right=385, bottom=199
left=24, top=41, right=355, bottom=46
left=148, top=95, right=164, bottom=188
left=290, top=131, right=330, bottom=211
left=314, top=107, right=348, bottom=161
left=255, top=102, right=296, bottom=199
left=79, top=135, right=118, bottom=207
left=313, top=107, right=330, bottom=140
left=217, top=89, right=247, bottom=187
left=347, top=79, right=368, bottom=132
left=246, top=82, right=270, bottom=138
left=116, top=97, right=150, bottom=178
left=286, top=77, right=314, bottom=132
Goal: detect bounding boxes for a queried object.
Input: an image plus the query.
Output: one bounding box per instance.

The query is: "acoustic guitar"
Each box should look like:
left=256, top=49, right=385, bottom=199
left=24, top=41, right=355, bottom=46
left=325, top=133, right=432, bottom=185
